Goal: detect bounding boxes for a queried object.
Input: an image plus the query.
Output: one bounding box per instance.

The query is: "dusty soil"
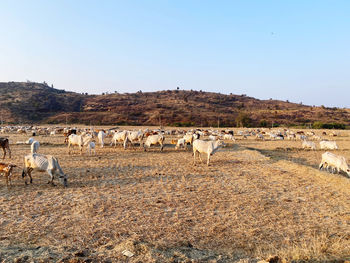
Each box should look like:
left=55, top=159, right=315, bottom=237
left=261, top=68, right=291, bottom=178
left=1, top=128, right=350, bottom=262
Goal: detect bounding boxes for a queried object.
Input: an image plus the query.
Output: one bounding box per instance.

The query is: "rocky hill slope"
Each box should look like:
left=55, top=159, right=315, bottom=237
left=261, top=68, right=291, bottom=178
left=0, top=82, right=349, bottom=127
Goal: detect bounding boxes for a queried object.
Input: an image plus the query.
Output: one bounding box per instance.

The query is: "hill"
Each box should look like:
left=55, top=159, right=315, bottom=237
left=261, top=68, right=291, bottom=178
left=0, top=82, right=349, bottom=127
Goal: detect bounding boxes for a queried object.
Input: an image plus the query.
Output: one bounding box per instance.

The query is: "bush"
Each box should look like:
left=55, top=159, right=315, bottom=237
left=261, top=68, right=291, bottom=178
left=312, top=121, right=346, bottom=129
left=259, top=119, right=268, bottom=127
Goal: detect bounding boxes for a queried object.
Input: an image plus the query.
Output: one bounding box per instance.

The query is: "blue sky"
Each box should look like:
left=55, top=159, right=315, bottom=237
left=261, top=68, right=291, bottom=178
left=1, top=1, right=349, bottom=107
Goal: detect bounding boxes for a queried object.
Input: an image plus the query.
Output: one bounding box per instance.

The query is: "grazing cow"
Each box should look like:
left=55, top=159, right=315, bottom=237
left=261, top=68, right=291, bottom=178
left=144, top=134, right=165, bottom=151
left=0, top=163, right=17, bottom=187
left=193, top=139, right=224, bottom=166
left=320, top=141, right=338, bottom=150
left=175, top=138, right=186, bottom=150
left=223, top=134, right=235, bottom=141
left=302, top=140, right=316, bottom=150
left=22, top=153, right=68, bottom=187
left=256, top=134, right=264, bottom=140
left=31, top=141, right=40, bottom=154
left=124, top=131, right=144, bottom=149
left=319, top=152, right=350, bottom=177
left=0, top=138, right=11, bottom=159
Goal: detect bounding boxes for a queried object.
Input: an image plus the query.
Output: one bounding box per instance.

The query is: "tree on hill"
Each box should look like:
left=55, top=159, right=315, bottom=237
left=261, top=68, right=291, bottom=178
left=235, top=112, right=252, bottom=127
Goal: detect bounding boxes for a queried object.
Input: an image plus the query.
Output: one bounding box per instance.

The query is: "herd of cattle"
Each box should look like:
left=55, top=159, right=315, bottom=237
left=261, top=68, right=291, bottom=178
left=0, top=126, right=349, bottom=188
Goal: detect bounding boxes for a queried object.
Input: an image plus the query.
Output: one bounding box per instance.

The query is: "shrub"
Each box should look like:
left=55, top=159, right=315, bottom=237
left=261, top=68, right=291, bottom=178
left=235, top=112, right=252, bottom=127
left=312, top=121, right=346, bottom=129
left=259, top=119, right=268, bottom=127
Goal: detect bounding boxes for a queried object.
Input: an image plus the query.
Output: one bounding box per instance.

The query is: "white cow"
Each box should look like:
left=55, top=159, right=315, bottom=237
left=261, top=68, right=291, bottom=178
left=87, top=141, right=96, bottom=155
left=144, top=134, right=165, bottom=151
left=302, top=140, right=316, bottom=150
left=67, top=134, right=84, bottom=155
left=319, top=152, right=350, bottom=177
left=97, top=130, right=106, bottom=148
left=110, top=130, right=128, bottom=148
left=22, top=153, right=68, bottom=186
left=209, top=135, right=217, bottom=141
left=193, top=139, right=224, bottom=166
left=31, top=141, right=40, bottom=153
left=320, top=141, right=338, bottom=150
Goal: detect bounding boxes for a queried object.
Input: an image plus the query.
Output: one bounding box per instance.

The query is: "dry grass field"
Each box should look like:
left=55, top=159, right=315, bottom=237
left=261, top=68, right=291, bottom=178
left=1, top=127, right=350, bottom=262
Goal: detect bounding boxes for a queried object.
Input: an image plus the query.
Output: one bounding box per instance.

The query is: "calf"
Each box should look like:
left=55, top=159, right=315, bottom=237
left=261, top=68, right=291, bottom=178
left=0, top=163, right=16, bottom=187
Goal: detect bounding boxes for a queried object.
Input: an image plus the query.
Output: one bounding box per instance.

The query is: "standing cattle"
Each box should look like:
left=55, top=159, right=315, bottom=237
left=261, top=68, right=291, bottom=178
left=97, top=130, right=106, bottom=148
left=110, top=131, right=128, bottom=148
left=193, top=139, right=224, bottom=166
left=0, top=138, right=11, bottom=159
left=0, top=163, right=16, bottom=187
left=67, top=134, right=92, bottom=155
left=87, top=141, right=96, bottom=155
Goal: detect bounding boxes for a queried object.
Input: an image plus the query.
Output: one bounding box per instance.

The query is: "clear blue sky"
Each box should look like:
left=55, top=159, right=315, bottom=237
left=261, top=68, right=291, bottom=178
left=1, top=1, right=349, bottom=107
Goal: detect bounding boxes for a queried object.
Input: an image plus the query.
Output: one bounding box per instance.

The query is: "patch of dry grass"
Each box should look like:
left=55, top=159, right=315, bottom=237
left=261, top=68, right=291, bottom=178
left=1, top=128, right=350, bottom=262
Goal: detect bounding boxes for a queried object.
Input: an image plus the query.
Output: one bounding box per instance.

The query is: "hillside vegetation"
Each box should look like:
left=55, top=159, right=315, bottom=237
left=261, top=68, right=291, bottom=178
left=1, top=82, right=349, bottom=127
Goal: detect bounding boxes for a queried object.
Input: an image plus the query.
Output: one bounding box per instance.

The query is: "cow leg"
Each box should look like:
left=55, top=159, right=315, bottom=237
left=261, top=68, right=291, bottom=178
left=160, top=144, right=164, bottom=152
left=8, top=171, right=12, bottom=187
left=193, top=151, right=196, bottom=166
left=7, top=147, right=11, bottom=159
left=198, top=153, right=204, bottom=163
left=25, top=168, right=33, bottom=184
left=319, top=162, right=324, bottom=170
left=5, top=173, right=9, bottom=187
left=207, top=153, right=210, bottom=166
left=2, top=147, right=5, bottom=160
left=47, top=170, right=56, bottom=186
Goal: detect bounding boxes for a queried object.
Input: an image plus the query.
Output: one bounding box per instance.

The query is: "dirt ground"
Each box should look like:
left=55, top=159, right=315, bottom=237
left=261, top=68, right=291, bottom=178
left=1, top=128, right=350, bottom=262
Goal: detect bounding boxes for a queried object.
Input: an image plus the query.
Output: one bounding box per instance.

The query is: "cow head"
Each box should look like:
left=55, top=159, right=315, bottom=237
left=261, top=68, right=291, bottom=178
left=59, top=174, right=68, bottom=187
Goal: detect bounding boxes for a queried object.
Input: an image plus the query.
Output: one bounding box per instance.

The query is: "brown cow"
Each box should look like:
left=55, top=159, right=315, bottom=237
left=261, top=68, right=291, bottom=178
left=0, top=138, right=11, bottom=159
